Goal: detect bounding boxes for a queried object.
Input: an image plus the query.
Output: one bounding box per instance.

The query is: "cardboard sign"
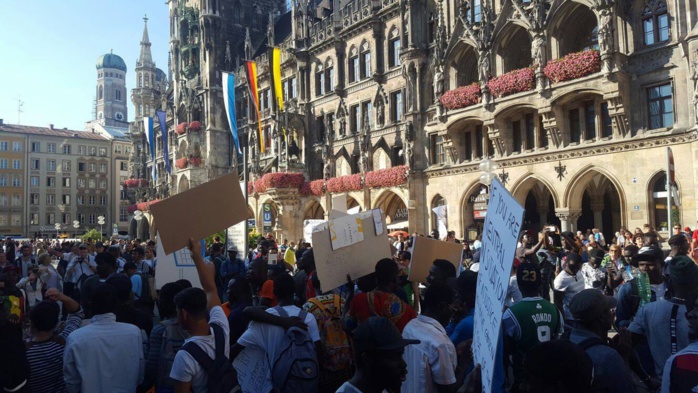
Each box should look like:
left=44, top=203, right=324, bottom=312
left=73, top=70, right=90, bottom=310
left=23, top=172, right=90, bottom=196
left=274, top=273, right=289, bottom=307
left=332, top=194, right=347, bottom=212
left=472, top=178, right=524, bottom=393
left=233, top=347, right=272, bottom=393
left=312, top=209, right=391, bottom=291
left=150, top=171, right=247, bottom=254
left=408, top=236, right=463, bottom=283
left=329, top=215, right=364, bottom=250
left=226, top=181, right=248, bottom=255
left=154, top=232, right=206, bottom=289
left=303, top=219, right=326, bottom=245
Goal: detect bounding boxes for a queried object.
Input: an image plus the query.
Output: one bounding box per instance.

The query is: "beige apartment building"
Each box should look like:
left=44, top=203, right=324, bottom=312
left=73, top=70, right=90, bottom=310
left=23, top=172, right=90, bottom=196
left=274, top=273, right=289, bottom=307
left=0, top=121, right=120, bottom=238
left=0, top=132, right=26, bottom=236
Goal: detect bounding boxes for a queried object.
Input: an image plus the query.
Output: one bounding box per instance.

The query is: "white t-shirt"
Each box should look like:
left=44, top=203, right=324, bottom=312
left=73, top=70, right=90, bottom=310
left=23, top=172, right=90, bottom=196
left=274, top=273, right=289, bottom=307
left=401, top=315, right=457, bottom=393
left=170, top=306, right=230, bottom=392
left=237, top=305, right=320, bottom=377
left=553, top=270, right=585, bottom=320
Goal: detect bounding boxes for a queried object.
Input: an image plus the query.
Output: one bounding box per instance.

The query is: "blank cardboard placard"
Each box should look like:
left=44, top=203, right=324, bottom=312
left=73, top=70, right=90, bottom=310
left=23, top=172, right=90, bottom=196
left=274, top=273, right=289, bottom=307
left=150, top=171, right=247, bottom=254
left=408, top=236, right=463, bottom=283
left=312, top=212, right=391, bottom=291
left=332, top=194, right=347, bottom=213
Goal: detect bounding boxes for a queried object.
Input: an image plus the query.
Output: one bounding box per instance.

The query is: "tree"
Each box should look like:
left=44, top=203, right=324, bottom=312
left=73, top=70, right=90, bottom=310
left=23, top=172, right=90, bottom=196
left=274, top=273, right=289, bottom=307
left=81, top=229, right=103, bottom=242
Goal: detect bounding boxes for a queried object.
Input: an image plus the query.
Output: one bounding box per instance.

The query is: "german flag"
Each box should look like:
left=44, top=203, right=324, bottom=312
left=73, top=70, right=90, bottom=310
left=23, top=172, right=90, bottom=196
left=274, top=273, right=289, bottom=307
left=268, top=47, right=284, bottom=112
left=245, top=60, right=264, bottom=153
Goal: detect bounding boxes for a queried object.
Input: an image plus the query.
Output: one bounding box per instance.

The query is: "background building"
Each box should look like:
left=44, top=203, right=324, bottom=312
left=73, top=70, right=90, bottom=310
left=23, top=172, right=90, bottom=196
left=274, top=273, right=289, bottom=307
left=128, top=0, right=698, bottom=242
left=0, top=127, right=26, bottom=236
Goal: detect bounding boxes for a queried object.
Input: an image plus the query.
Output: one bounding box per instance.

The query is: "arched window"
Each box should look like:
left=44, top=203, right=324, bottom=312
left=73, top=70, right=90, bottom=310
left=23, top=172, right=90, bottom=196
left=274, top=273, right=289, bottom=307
left=360, top=42, right=371, bottom=79
left=643, top=0, right=669, bottom=46
left=98, top=86, right=103, bottom=100
left=145, top=74, right=150, bottom=87
left=348, top=47, right=359, bottom=83
left=232, top=1, right=242, bottom=23
left=315, top=63, right=325, bottom=97
left=388, top=28, right=401, bottom=68
left=649, top=172, right=679, bottom=232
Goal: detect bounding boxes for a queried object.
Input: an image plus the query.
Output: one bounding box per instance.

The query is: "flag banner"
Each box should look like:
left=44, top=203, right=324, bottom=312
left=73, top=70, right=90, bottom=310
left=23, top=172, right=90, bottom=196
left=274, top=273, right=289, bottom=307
left=245, top=61, right=265, bottom=153
left=222, top=72, right=242, bottom=155
left=269, top=47, right=284, bottom=112
left=155, top=110, right=171, bottom=174
left=143, top=116, right=157, bottom=181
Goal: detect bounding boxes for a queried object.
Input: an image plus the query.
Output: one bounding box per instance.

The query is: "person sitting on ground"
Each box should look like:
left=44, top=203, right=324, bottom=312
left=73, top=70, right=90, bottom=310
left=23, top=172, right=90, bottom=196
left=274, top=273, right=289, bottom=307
left=336, top=316, right=419, bottom=393
left=345, top=259, right=417, bottom=333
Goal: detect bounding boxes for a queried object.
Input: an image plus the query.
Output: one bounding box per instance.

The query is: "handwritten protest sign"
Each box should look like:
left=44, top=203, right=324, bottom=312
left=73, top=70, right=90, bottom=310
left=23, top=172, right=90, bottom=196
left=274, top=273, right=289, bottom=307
left=312, top=209, right=390, bottom=291
left=329, top=214, right=364, bottom=250
left=408, top=236, right=463, bottom=283
left=150, top=171, right=247, bottom=254
left=473, top=178, right=524, bottom=393
left=233, top=347, right=272, bottom=393
left=154, top=232, right=206, bottom=289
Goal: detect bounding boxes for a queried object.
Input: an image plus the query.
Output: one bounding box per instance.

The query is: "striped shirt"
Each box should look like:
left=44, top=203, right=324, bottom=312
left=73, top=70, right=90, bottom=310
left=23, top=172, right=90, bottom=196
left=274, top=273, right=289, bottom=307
left=26, top=308, right=84, bottom=393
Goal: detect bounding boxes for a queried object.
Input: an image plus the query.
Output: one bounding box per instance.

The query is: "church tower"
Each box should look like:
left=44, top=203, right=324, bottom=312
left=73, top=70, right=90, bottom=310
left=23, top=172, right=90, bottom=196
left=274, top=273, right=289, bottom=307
left=131, top=16, right=166, bottom=122
left=95, top=51, right=128, bottom=127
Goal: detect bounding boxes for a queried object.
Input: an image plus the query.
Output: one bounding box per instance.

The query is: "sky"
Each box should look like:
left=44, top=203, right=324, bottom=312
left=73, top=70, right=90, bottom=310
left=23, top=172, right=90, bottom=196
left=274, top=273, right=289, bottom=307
left=0, top=1, right=170, bottom=130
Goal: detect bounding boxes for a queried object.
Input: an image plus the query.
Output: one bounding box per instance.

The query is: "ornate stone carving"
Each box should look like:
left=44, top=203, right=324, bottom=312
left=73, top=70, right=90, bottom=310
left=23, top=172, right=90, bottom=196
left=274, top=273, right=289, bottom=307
left=692, top=54, right=698, bottom=127
left=405, top=122, right=415, bottom=170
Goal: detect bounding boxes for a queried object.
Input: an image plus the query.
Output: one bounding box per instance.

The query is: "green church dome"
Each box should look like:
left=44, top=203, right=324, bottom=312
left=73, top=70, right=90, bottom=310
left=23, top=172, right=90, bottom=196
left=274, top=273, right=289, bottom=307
left=96, top=52, right=127, bottom=72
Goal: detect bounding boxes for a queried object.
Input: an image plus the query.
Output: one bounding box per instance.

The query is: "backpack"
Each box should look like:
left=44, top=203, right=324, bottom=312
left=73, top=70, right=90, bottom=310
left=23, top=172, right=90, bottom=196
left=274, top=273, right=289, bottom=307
left=307, top=296, right=352, bottom=372
left=181, top=323, right=241, bottom=393
left=156, top=319, right=189, bottom=392
left=271, top=307, right=319, bottom=393
left=137, top=273, right=157, bottom=305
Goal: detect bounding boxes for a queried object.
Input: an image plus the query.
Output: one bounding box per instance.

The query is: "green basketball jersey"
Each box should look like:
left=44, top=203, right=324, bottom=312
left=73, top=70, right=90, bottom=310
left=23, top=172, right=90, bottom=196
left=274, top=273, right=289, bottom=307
left=506, top=297, right=562, bottom=384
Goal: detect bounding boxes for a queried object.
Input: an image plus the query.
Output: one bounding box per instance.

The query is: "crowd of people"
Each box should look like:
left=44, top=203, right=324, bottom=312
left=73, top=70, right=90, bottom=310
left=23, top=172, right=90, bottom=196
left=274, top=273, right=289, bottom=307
left=1, top=221, right=698, bottom=393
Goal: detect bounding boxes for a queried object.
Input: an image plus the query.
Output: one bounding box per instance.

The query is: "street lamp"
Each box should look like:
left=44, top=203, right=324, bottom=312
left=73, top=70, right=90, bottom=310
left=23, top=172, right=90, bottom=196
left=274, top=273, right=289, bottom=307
left=478, top=158, right=500, bottom=190
left=54, top=223, right=61, bottom=239
left=97, top=216, right=106, bottom=241
left=72, top=220, right=80, bottom=239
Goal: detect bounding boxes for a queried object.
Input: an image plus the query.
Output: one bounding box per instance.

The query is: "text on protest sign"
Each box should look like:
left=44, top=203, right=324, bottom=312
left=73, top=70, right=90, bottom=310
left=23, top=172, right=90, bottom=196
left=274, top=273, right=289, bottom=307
left=472, top=178, right=524, bottom=393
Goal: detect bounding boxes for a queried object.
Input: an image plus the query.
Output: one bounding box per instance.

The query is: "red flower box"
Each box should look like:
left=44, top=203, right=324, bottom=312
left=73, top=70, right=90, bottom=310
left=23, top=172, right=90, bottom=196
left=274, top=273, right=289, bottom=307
left=254, top=179, right=267, bottom=194
left=127, top=205, right=138, bottom=214
left=544, top=50, right=601, bottom=84
left=440, top=83, right=481, bottom=110
left=310, top=180, right=325, bottom=196
left=189, top=121, right=202, bottom=132
left=326, top=177, right=342, bottom=193
left=136, top=202, right=148, bottom=211
left=262, top=172, right=305, bottom=189
left=486, top=68, right=535, bottom=98
left=124, top=179, right=148, bottom=188
left=175, top=158, right=188, bottom=169
left=365, top=166, right=408, bottom=188
left=175, top=122, right=187, bottom=135
left=189, top=156, right=202, bottom=167
left=327, top=174, right=363, bottom=193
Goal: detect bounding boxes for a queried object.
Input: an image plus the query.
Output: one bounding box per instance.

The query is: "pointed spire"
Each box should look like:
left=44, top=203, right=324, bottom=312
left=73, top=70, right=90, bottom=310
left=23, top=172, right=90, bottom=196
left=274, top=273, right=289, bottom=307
left=244, top=28, right=252, bottom=59
left=267, top=13, right=275, bottom=47
left=138, top=14, right=153, bottom=67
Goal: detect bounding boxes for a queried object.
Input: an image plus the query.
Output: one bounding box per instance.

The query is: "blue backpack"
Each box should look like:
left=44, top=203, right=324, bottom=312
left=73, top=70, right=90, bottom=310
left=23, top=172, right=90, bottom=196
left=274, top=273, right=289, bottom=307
left=271, top=307, right=319, bottom=393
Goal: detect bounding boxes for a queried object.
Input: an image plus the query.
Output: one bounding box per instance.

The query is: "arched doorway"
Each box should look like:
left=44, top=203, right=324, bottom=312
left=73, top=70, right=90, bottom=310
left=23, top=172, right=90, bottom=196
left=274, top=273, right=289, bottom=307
left=513, top=176, right=561, bottom=233
left=375, top=191, right=408, bottom=227
left=566, top=169, right=624, bottom=241
left=648, top=171, right=680, bottom=232
left=304, top=199, right=325, bottom=220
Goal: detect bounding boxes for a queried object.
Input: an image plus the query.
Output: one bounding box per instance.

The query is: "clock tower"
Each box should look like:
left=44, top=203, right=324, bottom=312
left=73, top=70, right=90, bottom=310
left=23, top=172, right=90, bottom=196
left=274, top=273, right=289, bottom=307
left=95, top=51, right=129, bottom=127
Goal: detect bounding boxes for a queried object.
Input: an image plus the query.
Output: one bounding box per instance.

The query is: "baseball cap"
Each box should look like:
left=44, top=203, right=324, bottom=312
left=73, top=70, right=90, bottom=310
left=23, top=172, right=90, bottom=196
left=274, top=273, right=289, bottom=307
left=634, top=245, right=664, bottom=262
left=352, top=317, right=420, bottom=354
left=516, top=262, right=541, bottom=288
left=78, top=243, right=88, bottom=249
left=684, top=227, right=692, bottom=232
left=569, top=289, right=617, bottom=321
left=227, top=245, right=238, bottom=252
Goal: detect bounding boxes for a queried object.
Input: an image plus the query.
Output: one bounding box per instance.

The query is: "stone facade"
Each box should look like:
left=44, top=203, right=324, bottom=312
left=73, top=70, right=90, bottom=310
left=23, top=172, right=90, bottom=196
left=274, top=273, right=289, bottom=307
left=132, top=0, right=698, bottom=242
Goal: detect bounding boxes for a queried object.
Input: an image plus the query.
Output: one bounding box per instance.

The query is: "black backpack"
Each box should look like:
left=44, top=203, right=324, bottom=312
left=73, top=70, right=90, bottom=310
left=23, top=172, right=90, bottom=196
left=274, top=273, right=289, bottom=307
left=181, top=323, right=241, bottom=393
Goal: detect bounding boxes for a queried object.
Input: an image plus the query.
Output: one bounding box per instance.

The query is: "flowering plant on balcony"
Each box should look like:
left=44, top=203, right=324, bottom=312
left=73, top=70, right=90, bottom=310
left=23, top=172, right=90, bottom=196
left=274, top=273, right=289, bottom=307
left=543, top=50, right=601, bottom=84
left=175, top=122, right=187, bottom=135
left=262, top=172, right=305, bottom=189
left=365, top=165, right=409, bottom=188
left=310, top=180, right=325, bottom=196
left=136, top=202, right=148, bottom=211
left=124, top=179, right=148, bottom=188
left=486, top=68, right=535, bottom=98
left=254, top=179, right=267, bottom=194
left=440, top=83, right=481, bottom=110
left=189, top=121, right=202, bottom=132
left=343, top=174, right=363, bottom=192
left=326, top=177, right=342, bottom=193
left=127, top=204, right=138, bottom=214
left=175, top=158, right=188, bottom=169
left=189, top=156, right=202, bottom=167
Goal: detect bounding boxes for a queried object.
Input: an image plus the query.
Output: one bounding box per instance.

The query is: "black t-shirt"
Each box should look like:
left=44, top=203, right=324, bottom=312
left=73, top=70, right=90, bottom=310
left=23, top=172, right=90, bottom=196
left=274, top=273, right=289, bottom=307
left=114, top=304, right=153, bottom=336
left=0, top=329, right=28, bottom=393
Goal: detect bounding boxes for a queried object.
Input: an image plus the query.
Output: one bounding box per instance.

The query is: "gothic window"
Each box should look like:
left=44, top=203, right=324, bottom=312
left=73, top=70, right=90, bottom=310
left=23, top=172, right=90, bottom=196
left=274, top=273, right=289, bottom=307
left=325, top=59, right=335, bottom=93
left=510, top=113, right=536, bottom=153
left=643, top=0, right=669, bottom=45
left=647, top=83, right=674, bottom=129
left=98, top=86, right=103, bottom=100
left=315, top=63, right=325, bottom=97
left=388, top=28, right=401, bottom=68
left=465, top=0, right=482, bottom=24
left=360, top=42, right=371, bottom=79
left=233, top=1, right=243, bottom=23
left=349, top=47, right=359, bottom=83
left=139, top=75, right=143, bottom=88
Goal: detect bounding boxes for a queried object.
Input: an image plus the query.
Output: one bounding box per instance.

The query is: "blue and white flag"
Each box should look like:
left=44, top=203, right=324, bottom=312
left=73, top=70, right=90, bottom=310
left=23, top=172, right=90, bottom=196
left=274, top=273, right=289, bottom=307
left=222, top=72, right=242, bottom=155
left=156, top=110, right=171, bottom=174
left=143, top=116, right=157, bottom=181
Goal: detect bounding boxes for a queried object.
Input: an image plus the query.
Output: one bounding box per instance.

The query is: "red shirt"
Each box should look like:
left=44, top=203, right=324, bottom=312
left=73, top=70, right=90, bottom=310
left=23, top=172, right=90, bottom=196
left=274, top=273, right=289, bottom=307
left=345, top=290, right=416, bottom=332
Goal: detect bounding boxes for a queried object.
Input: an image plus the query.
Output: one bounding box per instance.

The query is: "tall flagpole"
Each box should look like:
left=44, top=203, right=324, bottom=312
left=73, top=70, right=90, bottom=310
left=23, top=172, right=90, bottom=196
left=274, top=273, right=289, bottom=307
left=667, top=147, right=672, bottom=234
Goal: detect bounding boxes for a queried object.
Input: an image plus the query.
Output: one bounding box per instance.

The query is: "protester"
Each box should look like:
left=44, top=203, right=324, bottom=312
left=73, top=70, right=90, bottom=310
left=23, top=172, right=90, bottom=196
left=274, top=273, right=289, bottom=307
left=581, top=249, right=606, bottom=291
left=401, top=283, right=468, bottom=393
left=221, top=245, right=246, bottom=282
left=246, top=258, right=270, bottom=306
left=224, top=276, right=252, bottom=345
left=553, top=253, right=585, bottom=327
left=26, top=288, right=83, bottom=393
left=132, top=247, right=154, bottom=276
left=15, top=245, right=37, bottom=278
left=63, top=283, right=145, bottom=392
left=661, top=292, right=698, bottom=392
left=36, top=252, right=61, bottom=291
left=206, top=243, right=227, bottom=301
left=426, top=259, right=457, bottom=288
left=616, top=246, right=667, bottom=328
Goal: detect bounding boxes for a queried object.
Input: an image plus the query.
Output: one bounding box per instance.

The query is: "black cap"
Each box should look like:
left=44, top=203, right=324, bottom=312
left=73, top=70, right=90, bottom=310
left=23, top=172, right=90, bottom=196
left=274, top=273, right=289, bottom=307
left=569, top=289, right=617, bottom=321
left=634, top=246, right=664, bottom=262
left=589, top=249, right=605, bottom=261
left=668, top=234, right=688, bottom=246
left=516, top=262, right=541, bottom=288
left=352, top=317, right=420, bottom=354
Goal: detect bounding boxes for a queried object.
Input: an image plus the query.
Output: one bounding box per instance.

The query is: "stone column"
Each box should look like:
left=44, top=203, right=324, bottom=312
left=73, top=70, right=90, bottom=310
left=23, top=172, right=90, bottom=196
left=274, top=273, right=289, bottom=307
left=556, top=209, right=582, bottom=233
left=591, top=201, right=605, bottom=232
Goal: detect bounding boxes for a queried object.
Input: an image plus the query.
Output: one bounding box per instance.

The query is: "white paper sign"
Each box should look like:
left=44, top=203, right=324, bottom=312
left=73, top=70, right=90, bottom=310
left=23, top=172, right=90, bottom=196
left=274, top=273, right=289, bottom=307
left=329, top=214, right=364, bottom=250
left=303, top=219, right=326, bottom=245
left=372, top=209, right=385, bottom=236
left=154, top=232, right=207, bottom=289
left=347, top=206, right=361, bottom=215
left=233, top=347, right=273, bottom=393
left=472, top=178, right=524, bottom=393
